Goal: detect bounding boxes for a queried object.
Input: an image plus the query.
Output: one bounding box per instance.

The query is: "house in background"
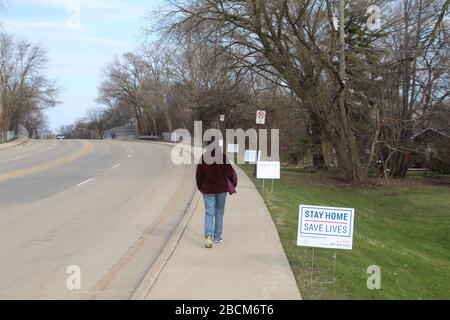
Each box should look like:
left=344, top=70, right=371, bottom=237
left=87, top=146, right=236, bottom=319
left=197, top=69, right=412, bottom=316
left=412, top=128, right=450, bottom=172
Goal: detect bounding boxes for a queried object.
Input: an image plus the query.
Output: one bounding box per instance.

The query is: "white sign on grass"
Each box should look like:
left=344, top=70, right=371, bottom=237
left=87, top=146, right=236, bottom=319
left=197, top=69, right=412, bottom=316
left=244, top=150, right=261, bottom=163
left=227, top=144, right=239, bottom=153
left=297, top=205, right=355, bottom=250
left=220, top=115, right=225, bottom=122
left=257, top=161, right=280, bottom=179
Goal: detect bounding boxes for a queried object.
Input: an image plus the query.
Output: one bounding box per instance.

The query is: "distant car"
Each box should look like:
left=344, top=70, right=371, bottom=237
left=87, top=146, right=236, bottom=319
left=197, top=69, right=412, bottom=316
left=56, top=134, right=65, bottom=140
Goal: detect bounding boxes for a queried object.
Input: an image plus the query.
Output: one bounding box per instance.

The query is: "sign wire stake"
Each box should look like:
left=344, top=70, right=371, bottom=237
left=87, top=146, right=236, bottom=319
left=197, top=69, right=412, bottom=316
left=332, top=249, right=337, bottom=280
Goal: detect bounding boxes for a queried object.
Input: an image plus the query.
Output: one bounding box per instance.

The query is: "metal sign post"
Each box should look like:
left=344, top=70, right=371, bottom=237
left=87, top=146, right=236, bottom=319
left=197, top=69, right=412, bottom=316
left=253, top=135, right=259, bottom=178
left=309, top=248, right=338, bottom=284
left=219, top=115, right=226, bottom=152
left=299, top=205, right=355, bottom=284
left=332, top=249, right=337, bottom=280
left=253, top=110, right=265, bottom=178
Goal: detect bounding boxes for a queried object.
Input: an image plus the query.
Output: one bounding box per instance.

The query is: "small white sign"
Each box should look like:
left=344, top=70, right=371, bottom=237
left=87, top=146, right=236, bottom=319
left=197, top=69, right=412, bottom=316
left=332, top=16, right=339, bottom=31
left=244, top=150, right=261, bottom=163
left=256, top=110, right=266, bottom=125
left=171, top=133, right=178, bottom=142
left=227, top=144, right=239, bottom=153
left=297, top=205, right=355, bottom=250
left=219, top=140, right=224, bottom=147
left=220, top=115, right=225, bottom=122
left=257, top=161, right=280, bottom=179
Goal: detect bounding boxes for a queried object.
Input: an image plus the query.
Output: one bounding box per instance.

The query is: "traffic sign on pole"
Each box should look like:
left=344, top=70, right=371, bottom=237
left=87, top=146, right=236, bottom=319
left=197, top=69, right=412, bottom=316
left=253, top=110, right=266, bottom=178
left=256, top=110, right=266, bottom=125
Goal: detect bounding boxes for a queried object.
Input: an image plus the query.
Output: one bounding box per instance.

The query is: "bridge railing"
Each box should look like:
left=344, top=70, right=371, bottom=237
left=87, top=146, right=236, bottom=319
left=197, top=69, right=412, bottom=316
left=103, top=125, right=138, bottom=140
left=102, top=125, right=177, bottom=143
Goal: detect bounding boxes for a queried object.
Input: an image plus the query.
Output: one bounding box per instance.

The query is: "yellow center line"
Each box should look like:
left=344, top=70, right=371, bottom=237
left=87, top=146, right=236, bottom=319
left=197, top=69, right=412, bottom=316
left=0, top=141, right=94, bottom=182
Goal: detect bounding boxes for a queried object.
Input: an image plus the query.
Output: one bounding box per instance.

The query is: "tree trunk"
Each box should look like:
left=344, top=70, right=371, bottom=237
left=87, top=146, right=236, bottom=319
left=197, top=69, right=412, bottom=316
left=133, top=106, right=143, bottom=136
left=336, top=91, right=367, bottom=183
left=151, top=115, right=157, bottom=136
left=165, top=111, right=173, bottom=133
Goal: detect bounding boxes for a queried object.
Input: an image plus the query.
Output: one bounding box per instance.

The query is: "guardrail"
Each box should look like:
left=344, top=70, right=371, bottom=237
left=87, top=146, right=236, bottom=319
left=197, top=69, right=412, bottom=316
left=103, top=125, right=177, bottom=143
left=103, top=125, right=138, bottom=140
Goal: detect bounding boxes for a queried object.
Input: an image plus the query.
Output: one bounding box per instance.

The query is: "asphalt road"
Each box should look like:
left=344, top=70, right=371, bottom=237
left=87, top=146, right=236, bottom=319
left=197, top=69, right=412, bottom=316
left=0, top=139, right=195, bottom=299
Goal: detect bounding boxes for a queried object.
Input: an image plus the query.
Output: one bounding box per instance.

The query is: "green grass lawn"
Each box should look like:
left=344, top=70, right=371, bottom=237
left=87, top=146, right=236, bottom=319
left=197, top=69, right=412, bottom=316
left=240, top=165, right=450, bottom=299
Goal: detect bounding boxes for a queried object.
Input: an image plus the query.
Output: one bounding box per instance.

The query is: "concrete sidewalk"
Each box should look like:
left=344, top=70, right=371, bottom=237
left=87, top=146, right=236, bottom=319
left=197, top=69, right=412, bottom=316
left=0, top=138, right=28, bottom=151
left=141, top=165, right=301, bottom=300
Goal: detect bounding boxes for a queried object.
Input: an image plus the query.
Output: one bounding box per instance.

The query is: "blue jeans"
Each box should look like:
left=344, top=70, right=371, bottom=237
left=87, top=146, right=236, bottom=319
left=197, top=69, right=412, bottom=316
left=203, top=193, right=227, bottom=240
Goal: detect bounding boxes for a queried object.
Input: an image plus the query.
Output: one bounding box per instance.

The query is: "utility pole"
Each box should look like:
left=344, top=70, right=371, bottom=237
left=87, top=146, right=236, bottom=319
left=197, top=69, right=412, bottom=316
left=0, top=97, right=3, bottom=142
left=337, top=0, right=359, bottom=181
left=219, top=114, right=225, bottom=151
left=0, top=88, right=5, bottom=142
left=338, top=0, right=345, bottom=83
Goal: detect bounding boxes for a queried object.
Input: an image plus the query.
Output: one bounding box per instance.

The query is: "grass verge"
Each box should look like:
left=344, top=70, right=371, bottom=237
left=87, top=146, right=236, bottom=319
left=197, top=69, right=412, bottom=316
left=240, top=164, right=450, bottom=299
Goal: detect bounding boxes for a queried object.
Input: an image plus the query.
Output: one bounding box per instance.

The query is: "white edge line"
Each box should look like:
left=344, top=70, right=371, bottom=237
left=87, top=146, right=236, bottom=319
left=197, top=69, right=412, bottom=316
left=112, top=164, right=121, bottom=169
left=77, top=178, right=94, bottom=187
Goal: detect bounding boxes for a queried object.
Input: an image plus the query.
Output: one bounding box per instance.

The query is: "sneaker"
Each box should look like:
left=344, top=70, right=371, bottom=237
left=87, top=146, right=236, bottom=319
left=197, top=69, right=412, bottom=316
left=205, top=235, right=213, bottom=248
left=214, top=238, right=223, bottom=243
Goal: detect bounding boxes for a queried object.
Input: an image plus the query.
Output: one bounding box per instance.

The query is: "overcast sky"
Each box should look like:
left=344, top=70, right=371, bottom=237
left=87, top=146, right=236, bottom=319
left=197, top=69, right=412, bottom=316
left=1, top=0, right=164, bottom=132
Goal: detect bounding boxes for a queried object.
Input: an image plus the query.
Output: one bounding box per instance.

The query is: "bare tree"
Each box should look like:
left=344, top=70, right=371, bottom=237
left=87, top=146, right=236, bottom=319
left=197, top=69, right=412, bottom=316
left=151, top=0, right=449, bottom=182
left=102, top=102, right=135, bottom=129
left=57, top=124, right=75, bottom=139
left=0, top=32, right=59, bottom=136
left=378, top=0, right=450, bottom=177
left=86, top=107, right=107, bottom=139
left=141, top=43, right=176, bottom=133
left=155, top=0, right=386, bottom=181
left=21, top=109, right=48, bottom=138
left=97, top=52, right=157, bottom=135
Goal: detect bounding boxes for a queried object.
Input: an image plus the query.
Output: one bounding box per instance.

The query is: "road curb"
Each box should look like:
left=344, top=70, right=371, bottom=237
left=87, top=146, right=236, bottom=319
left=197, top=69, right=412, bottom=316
left=131, top=190, right=201, bottom=300
left=131, top=141, right=202, bottom=300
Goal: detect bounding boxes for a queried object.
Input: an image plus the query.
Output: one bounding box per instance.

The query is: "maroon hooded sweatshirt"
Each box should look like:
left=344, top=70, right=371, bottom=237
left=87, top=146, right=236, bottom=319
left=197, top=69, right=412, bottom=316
left=196, top=149, right=238, bottom=194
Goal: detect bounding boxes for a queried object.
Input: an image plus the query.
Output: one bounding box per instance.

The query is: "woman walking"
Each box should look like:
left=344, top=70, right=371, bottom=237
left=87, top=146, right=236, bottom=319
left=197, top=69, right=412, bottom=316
left=196, top=139, right=237, bottom=248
